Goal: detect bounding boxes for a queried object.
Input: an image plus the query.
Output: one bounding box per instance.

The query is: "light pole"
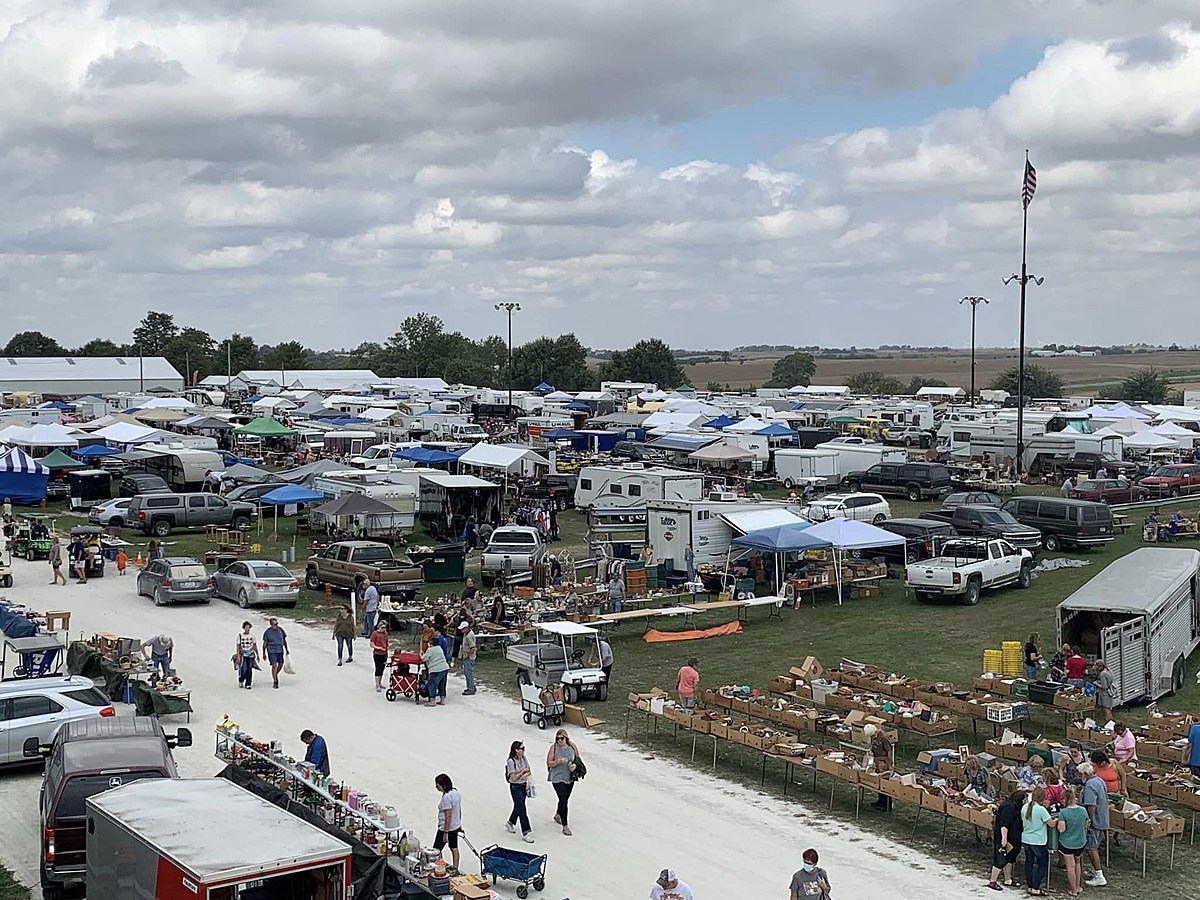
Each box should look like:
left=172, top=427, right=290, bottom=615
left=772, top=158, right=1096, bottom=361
left=958, top=296, right=989, bottom=405
left=495, top=302, right=520, bottom=414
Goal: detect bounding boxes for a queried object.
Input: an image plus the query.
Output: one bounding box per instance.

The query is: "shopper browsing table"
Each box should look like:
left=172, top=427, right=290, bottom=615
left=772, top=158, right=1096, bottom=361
left=361, top=578, right=380, bottom=636
left=676, top=658, right=699, bottom=709
left=141, top=634, right=174, bottom=675
left=1020, top=786, right=1058, bottom=896
left=433, top=774, right=463, bottom=873
left=1091, top=660, right=1118, bottom=722
left=460, top=620, right=477, bottom=695
left=422, top=638, right=450, bottom=705
left=986, top=790, right=1025, bottom=891
left=1057, top=788, right=1089, bottom=898
left=300, top=730, right=330, bottom=776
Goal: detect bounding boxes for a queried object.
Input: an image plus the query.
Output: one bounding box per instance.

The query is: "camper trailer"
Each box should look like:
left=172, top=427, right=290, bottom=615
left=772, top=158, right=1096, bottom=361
left=573, top=463, right=704, bottom=509
left=774, top=448, right=841, bottom=489
left=132, top=445, right=224, bottom=492
left=647, top=496, right=808, bottom=572
left=310, top=474, right=416, bottom=535
left=812, top=441, right=906, bottom=473
left=1056, top=547, right=1200, bottom=702
left=970, top=432, right=1124, bottom=475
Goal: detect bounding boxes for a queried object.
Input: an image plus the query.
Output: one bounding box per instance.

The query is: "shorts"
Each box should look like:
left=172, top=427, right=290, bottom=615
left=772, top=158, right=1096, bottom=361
left=1060, top=845, right=1084, bottom=858
left=433, top=827, right=460, bottom=850
left=992, top=844, right=1021, bottom=868
left=267, top=650, right=284, bottom=665
left=681, top=696, right=696, bottom=709
left=1084, top=828, right=1105, bottom=851
left=374, top=653, right=388, bottom=677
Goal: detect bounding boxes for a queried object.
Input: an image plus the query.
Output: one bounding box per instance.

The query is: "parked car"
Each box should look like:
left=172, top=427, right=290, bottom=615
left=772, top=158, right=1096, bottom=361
left=0, top=677, right=114, bottom=766
left=30, top=717, right=190, bottom=900
left=215, top=449, right=257, bottom=467
left=941, top=491, right=1005, bottom=511
left=304, top=540, right=425, bottom=600
left=213, top=559, right=300, bottom=608
left=519, top=474, right=579, bottom=509
left=920, top=505, right=1042, bottom=553
left=224, top=482, right=286, bottom=504
left=1001, top=496, right=1114, bottom=551
left=480, top=525, right=546, bottom=585
left=802, top=492, right=891, bottom=524
left=128, top=492, right=257, bottom=536
left=1139, top=463, right=1200, bottom=498
left=882, top=425, right=931, bottom=448
left=874, top=517, right=957, bottom=566
left=118, top=473, right=171, bottom=497
left=905, top=538, right=1033, bottom=605
left=1072, top=477, right=1149, bottom=505
left=843, top=462, right=953, bottom=501
left=611, top=441, right=663, bottom=462
left=135, top=556, right=214, bottom=605
left=87, top=497, right=132, bottom=527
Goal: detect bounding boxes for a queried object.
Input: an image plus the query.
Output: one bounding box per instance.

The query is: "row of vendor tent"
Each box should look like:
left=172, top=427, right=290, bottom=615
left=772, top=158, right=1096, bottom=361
left=0, top=447, right=49, bottom=504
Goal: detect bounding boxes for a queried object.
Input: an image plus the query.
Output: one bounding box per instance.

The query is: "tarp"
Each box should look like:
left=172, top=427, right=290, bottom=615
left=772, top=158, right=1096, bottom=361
left=66, top=642, right=129, bottom=701
left=224, top=463, right=280, bottom=484
left=730, top=522, right=830, bottom=552
left=643, top=622, right=743, bottom=642
left=259, top=484, right=326, bottom=505
left=688, top=443, right=754, bottom=462
left=235, top=416, right=297, bottom=436
left=0, top=447, right=49, bottom=503
left=40, top=448, right=86, bottom=469
left=565, top=402, right=591, bottom=411
left=276, top=459, right=346, bottom=484
left=132, top=681, right=194, bottom=717
left=73, top=444, right=120, bottom=458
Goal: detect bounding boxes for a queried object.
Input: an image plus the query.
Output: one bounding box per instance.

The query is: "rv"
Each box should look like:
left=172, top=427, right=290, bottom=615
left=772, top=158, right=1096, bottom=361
left=1056, top=547, right=1200, bottom=702
left=647, top=496, right=809, bottom=572
left=813, top=441, right=906, bottom=473
left=970, top=432, right=1124, bottom=475
left=310, top=474, right=417, bottom=536
left=132, top=445, right=224, bottom=492
left=774, top=448, right=841, bottom=489
left=573, top=463, right=704, bottom=509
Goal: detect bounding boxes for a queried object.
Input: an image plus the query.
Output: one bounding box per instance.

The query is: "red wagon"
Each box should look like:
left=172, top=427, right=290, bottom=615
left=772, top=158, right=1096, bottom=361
left=385, top=650, right=424, bottom=703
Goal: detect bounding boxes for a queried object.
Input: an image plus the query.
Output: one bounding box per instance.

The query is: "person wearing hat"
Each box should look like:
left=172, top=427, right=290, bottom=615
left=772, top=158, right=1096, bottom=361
left=1091, top=659, right=1117, bottom=722
left=650, top=868, right=693, bottom=900
left=141, top=634, right=174, bottom=675
left=460, top=619, right=477, bottom=695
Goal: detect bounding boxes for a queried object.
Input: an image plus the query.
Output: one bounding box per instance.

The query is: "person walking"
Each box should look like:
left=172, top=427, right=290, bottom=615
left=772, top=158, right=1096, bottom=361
left=361, top=578, right=380, bottom=636
left=147, top=539, right=164, bottom=562
left=1079, top=761, right=1109, bottom=887
left=676, top=657, right=700, bottom=709
left=262, top=617, right=289, bottom=689
left=653, top=868, right=695, bottom=900
left=422, top=635, right=450, bottom=705
left=48, top=538, right=66, bottom=585
left=433, top=774, right=463, bottom=873
left=370, top=622, right=390, bottom=693
left=1091, top=659, right=1118, bottom=722
left=300, top=729, right=330, bottom=776
left=69, top=534, right=87, bottom=584
left=232, top=621, right=259, bottom=690
left=986, top=789, right=1025, bottom=891
left=460, top=620, right=477, bottom=695
left=332, top=605, right=355, bottom=665
left=1188, top=716, right=1200, bottom=778
left=504, top=740, right=535, bottom=843
left=787, top=849, right=831, bottom=900
left=1020, top=786, right=1056, bottom=895
left=1057, top=788, right=1089, bottom=898
left=596, top=635, right=613, bottom=683
left=547, top=728, right=580, bottom=836
left=115, top=548, right=128, bottom=575
left=140, top=634, right=174, bottom=676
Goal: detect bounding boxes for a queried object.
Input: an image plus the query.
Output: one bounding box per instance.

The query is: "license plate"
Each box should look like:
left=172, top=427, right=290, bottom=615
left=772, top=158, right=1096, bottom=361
left=181, top=581, right=201, bottom=589
left=1099, top=528, right=1109, bottom=533
left=270, top=585, right=288, bottom=592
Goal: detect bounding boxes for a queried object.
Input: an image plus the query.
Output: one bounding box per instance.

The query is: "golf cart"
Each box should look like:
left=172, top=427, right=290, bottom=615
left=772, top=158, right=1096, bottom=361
left=506, top=621, right=609, bottom=703
left=10, top=514, right=54, bottom=561
left=69, top=525, right=107, bottom=578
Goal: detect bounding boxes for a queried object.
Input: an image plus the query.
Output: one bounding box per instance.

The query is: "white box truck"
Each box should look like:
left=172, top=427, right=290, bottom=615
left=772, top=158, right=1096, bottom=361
left=574, top=463, right=704, bottom=509
left=813, top=441, right=906, bottom=474
left=774, top=448, right=841, bottom=490
left=1056, top=547, right=1200, bottom=702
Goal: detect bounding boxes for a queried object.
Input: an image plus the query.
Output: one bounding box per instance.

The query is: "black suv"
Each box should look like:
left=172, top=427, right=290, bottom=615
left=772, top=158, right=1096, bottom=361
left=844, top=462, right=953, bottom=501
left=28, top=717, right=191, bottom=899
left=118, top=472, right=171, bottom=497
left=520, top=474, right=579, bottom=509
left=875, top=518, right=957, bottom=565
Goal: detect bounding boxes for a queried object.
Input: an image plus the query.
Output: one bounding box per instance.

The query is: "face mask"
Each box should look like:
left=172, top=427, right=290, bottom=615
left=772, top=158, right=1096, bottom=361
left=802, top=863, right=814, bottom=873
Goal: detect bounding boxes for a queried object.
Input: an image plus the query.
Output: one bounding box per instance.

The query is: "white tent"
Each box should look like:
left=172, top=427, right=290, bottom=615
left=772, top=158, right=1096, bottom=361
left=1106, top=417, right=1151, bottom=436
left=802, top=518, right=905, bottom=604
left=131, top=396, right=195, bottom=410
left=1083, top=402, right=1149, bottom=420
left=458, top=442, right=548, bottom=476
left=725, top=416, right=769, bottom=433
left=658, top=398, right=724, bottom=418
left=1151, top=421, right=1198, bottom=439
left=1122, top=431, right=1178, bottom=450
left=22, top=423, right=80, bottom=448
left=642, top=411, right=706, bottom=431
left=91, top=421, right=166, bottom=445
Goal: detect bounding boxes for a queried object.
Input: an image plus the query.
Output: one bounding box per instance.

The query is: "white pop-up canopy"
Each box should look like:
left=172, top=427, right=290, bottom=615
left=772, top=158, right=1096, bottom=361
left=802, top=518, right=905, bottom=604
left=458, top=442, right=548, bottom=475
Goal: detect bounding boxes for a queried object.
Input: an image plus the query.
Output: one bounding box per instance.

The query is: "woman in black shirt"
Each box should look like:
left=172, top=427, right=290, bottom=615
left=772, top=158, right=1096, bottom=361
left=987, top=790, right=1027, bottom=891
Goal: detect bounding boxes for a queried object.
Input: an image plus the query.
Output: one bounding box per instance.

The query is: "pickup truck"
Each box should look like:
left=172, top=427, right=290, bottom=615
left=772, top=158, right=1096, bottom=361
left=519, top=474, right=579, bottom=510
left=304, top=540, right=424, bottom=600
left=905, top=538, right=1033, bottom=605
left=480, top=526, right=545, bottom=586
left=919, top=504, right=1042, bottom=554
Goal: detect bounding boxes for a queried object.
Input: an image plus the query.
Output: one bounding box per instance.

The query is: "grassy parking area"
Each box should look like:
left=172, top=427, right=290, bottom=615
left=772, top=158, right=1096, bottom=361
left=0, top=866, right=30, bottom=900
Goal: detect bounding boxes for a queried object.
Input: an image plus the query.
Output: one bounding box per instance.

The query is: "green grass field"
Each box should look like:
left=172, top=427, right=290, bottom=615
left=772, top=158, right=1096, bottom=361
left=0, top=866, right=30, bottom=900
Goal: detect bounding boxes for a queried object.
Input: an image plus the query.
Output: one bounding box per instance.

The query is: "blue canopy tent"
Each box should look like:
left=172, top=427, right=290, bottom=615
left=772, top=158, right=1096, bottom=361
left=702, top=415, right=736, bottom=430
left=258, top=484, right=327, bottom=536
left=393, top=446, right=464, bottom=466
left=755, top=423, right=797, bottom=437
left=533, top=382, right=555, bottom=394
left=565, top=402, right=591, bottom=412
left=730, top=522, right=830, bottom=594
left=0, top=447, right=49, bottom=505
left=73, top=444, right=120, bottom=459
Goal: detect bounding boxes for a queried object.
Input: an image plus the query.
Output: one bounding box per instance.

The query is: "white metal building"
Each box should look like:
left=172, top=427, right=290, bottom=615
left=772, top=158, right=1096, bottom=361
left=0, top=357, right=183, bottom=395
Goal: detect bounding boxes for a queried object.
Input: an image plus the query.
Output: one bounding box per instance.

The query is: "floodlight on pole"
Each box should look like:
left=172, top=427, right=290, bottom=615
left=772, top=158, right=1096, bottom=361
left=494, top=302, right=521, bottom=415
left=958, top=296, right=989, bottom=405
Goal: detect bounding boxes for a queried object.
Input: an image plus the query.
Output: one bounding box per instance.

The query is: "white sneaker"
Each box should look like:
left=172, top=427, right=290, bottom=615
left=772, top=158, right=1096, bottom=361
left=1085, top=873, right=1107, bottom=887
left=505, top=821, right=516, bottom=834
left=522, top=833, right=535, bottom=843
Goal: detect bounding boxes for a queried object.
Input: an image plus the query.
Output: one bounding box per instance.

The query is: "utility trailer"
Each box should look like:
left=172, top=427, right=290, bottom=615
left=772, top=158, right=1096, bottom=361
left=86, top=778, right=352, bottom=900
left=1056, top=547, right=1200, bottom=703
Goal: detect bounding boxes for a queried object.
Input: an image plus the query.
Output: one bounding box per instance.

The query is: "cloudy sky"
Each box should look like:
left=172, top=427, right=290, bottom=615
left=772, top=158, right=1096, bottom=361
left=2, top=2, right=1199, bottom=351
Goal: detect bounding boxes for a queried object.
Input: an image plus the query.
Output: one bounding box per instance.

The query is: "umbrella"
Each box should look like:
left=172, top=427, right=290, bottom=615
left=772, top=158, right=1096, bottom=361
left=73, top=444, right=120, bottom=459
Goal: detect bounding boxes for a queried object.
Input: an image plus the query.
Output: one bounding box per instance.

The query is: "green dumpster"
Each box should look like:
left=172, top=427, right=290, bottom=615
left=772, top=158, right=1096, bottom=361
left=410, top=543, right=467, bottom=582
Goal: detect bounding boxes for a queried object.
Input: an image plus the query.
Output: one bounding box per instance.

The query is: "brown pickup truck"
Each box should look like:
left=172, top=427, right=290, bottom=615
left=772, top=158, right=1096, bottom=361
left=304, top=540, right=424, bottom=601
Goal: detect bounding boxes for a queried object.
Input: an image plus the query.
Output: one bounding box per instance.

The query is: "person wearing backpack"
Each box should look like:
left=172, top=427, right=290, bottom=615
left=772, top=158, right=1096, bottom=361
left=504, top=740, right=535, bottom=843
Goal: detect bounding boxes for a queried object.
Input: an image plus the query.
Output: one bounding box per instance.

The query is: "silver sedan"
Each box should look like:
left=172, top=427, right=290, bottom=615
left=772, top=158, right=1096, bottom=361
left=213, top=560, right=300, bottom=608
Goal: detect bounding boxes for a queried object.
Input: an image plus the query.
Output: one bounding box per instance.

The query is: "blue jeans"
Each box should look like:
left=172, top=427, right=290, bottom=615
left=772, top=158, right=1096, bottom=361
left=1023, top=663, right=1038, bottom=680
left=507, top=782, right=530, bottom=834
left=463, top=657, right=476, bottom=692
left=427, top=669, right=448, bottom=700
left=609, top=596, right=622, bottom=614
left=238, top=654, right=255, bottom=686
left=336, top=636, right=353, bottom=660
left=151, top=653, right=170, bottom=676
left=1023, top=844, right=1048, bottom=889
left=363, top=610, right=377, bottom=637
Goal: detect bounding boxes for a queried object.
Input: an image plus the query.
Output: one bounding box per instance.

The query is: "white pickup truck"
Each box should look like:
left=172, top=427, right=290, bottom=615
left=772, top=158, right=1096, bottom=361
left=905, top=538, right=1033, bottom=606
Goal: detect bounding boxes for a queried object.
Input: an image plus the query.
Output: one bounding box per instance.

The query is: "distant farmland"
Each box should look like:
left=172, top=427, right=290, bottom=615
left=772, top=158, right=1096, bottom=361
left=681, top=349, right=1200, bottom=395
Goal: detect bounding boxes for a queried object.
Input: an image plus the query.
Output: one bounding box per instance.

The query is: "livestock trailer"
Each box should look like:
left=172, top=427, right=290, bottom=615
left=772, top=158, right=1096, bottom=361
left=1056, top=547, right=1200, bottom=703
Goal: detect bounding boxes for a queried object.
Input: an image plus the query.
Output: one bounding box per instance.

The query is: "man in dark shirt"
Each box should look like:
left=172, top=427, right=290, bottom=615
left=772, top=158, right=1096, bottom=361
left=300, top=729, right=330, bottom=776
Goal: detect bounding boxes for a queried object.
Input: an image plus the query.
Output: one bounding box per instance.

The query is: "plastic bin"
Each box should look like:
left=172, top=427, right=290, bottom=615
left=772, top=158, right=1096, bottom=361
left=409, top=543, right=467, bottom=582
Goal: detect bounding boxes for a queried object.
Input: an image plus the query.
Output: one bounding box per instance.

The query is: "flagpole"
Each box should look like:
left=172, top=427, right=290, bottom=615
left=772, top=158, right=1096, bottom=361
left=1005, top=150, right=1043, bottom=479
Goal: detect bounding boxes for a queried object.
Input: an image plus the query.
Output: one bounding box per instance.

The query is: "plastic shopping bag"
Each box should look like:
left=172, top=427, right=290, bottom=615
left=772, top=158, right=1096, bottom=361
left=283, top=654, right=296, bottom=675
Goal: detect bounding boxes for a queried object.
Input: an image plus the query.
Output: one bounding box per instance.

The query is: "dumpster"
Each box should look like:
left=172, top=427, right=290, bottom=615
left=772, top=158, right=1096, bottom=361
left=410, top=542, right=467, bottom=582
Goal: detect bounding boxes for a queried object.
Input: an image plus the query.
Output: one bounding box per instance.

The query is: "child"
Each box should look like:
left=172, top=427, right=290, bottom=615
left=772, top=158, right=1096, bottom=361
left=116, top=549, right=128, bottom=575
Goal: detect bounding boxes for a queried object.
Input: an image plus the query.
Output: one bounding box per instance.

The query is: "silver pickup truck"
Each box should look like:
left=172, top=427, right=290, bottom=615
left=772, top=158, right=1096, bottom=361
left=480, top=526, right=545, bottom=586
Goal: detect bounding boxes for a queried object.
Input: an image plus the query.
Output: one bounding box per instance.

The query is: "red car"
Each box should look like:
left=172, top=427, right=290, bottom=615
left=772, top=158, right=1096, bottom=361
left=1072, top=478, right=1150, bottom=504
left=1138, top=464, right=1200, bottom=498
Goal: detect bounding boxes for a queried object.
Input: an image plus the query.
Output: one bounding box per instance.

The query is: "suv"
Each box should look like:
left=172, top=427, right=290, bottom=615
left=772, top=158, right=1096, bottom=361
left=611, top=441, right=663, bottom=462
left=1002, top=496, right=1113, bottom=551
left=87, top=497, right=132, bottom=527
left=29, top=717, right=191, bottom=899
left=1139, top=463, right=1200, bottom=498
left=520, top=474, right=579, bottom=509
left=875, top=518, right=957, bottom=566
left=802, top=492, right=891, bottom=524
left=118, top=473, right=171, bottom=497
left=942, top=491, right=1005, bottom=511
left=128, top=492, right=256, bottom=536
left=844, top=462, right=953, bottom=501
left=0, top=677, right=115, bottom=766
left=883, top=426, right=931, bottom=448
left=136, top=556, right=215, bottom=605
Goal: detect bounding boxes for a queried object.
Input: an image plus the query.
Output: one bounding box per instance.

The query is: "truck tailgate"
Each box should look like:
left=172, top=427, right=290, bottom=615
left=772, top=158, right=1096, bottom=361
left=905, top=562, right=958, bottom=588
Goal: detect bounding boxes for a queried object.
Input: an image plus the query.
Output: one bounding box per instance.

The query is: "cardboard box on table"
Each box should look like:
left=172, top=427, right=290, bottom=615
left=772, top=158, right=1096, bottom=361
left=1121, top=812, right=1185, bottom=840
left=879, top=778, right=926, bottom=806
left=919, top=790, right=949, bottom=815
left=1053, top=691, right=1094, bottom=711
left=769, top=676, right=796, bottom=694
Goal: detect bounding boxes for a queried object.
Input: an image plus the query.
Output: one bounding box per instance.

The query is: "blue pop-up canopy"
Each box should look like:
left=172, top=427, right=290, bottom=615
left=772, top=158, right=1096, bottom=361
left=393, top=446, right=464, bottom=464
left=755, top=422, right=798, bottom=437
left=259, top=484, right=326, bottom=506
left=73, top=444, right=120, bottom=458
left=730, top=523, right=830, bottom=552
left=702, top=415, right=736, bottom=429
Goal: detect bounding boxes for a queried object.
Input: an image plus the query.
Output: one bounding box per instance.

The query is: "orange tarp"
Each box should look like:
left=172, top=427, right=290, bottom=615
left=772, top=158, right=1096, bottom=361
left=643, top=621, right=742, bottom=643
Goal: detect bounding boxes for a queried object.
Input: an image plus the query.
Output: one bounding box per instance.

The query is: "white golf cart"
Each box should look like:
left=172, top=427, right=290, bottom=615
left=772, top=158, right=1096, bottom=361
left=505, top=621, right=609, bottom=703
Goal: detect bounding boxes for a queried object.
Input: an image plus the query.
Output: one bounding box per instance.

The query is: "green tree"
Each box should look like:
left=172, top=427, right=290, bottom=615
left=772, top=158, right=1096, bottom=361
left=165, top=327, right=217, bottom=383
left=132, top=310, right=179, bottom=356
left=73, top=338, right=124, bottom=356
left=4, top=331, right=66, bottom=356
left=765, top=352, right=817, bottom=389
left=261, top=341, right=311, bottom=372
left=511, top=334, right=591, bottom=391
left=603, top=339, right=685, bottom=388
left=705, top=381, right=723, bottom=393
left=1116, top=368, right=1171, bottom=404
left=215, top=334, right=260, bottom=376
left=847, top=371, right=905, bottom=395
left=905, top=376, right=949, bottom=395
left=988, top=365, right=1064, bottom=399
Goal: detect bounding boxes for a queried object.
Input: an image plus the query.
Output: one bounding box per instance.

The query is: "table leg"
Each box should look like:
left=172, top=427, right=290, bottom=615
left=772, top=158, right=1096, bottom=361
left=784, top=762, right=791, bottom=797
left=624, top=705, right=630, bottom=738
left=911, top=806, right=921, bottom=842
left=760, top=754, right=767, bottom=787
left=691, top=732, right=697, bottom=763
left=941, top=814, right=948, bottom=848
left=712, top=736, right=717, bottom=770
left=1142, top=839, right=1147, bottom=878
left=972, top=718, right=977, bottom=740
left=1170, top=833, right=1175, bottom=869
left=1105, top=829, right=1109, bottom=868
left=812, top=768, right=818, bottom=792
left=855, top=786, right=861, bottom=820
left=828, top=778, right=835, bottom=810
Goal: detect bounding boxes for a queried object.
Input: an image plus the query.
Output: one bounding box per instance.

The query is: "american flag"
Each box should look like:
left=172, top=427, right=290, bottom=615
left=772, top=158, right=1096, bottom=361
left=1022, top=158, right=1037, bottom=209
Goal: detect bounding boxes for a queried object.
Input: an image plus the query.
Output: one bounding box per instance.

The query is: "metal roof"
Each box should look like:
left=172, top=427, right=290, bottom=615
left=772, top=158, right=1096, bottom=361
left=1057, top=547, right=1200, bottom=614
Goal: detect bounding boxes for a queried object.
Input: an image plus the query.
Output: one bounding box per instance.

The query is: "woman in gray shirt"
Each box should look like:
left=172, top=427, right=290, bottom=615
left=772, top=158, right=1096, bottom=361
left=505, top=741, right=535, bottom=842
left=546, top=729, right=580, bottom=836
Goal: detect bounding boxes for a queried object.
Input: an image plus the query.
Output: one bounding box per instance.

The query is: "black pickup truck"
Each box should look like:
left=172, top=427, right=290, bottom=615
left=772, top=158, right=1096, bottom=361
left=519, top=474, right=579, bottom=509
left=919, top=504, right=1042, bottom=554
